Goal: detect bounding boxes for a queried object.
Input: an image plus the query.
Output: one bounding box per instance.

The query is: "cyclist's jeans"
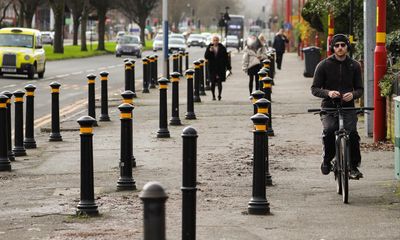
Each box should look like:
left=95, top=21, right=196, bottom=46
left=320, top=111, right=361, bottom=168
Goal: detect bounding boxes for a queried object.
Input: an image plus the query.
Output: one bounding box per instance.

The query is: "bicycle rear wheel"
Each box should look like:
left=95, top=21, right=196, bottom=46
left=335, top=138, right=342, bottom=195
left=340, top=138, right=350, bottom=203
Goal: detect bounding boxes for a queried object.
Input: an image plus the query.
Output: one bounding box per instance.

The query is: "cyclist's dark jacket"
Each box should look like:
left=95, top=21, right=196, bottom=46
left=311, top=55, right=363, bottom=108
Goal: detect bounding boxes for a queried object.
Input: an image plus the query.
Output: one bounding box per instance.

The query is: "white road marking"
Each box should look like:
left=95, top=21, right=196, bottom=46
left=71, top=71, right=83, bottom=75
left=98, top=67, right=107, bottom=70
left=56, top=74, right=70, bottom=78
left=0, top=84, right=16, bottom=90
left=108, top=65, right=116, bottom=68
left=86, top=69, right=95, bottom=72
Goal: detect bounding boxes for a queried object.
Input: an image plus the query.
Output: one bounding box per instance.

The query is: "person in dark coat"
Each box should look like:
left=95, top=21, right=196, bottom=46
left=204, top=35, right=231, bottom=100
left=272, top=28, right=289, bottom=70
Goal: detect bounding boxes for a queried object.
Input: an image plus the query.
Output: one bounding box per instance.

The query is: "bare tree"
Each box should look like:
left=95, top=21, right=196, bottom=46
left=115, top=0, right=159, bottom=45
left=66, top=0, right=84, bottom=46
left=18, top=0, right=43, bottom=28
left=49, top=0, right=65, bottom=53
left=0, top=0, right=12, bottom=26
left=90, top=0, right=112, bottom=51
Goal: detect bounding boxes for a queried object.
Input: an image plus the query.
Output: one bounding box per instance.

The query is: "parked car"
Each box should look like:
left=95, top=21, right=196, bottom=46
left=169, top=33, right=186, bottom=42
left=115, top=35, right=142, bottom=58
left=152, top=34, right=163, bottom=51
left=222, top=35, right=240, bottom=50
left=200, top=32, right=212, bottom=40
left=187, top=34, right=206, bottom=47
left=116, top=31, right=126, bottom=41
left=41, top=31, right=54, bottom=45
left=0, top=28, right=46, bottom=79
left=86, top=31, right=98, bottom=41
left=168, top=38, right=186, bottom=53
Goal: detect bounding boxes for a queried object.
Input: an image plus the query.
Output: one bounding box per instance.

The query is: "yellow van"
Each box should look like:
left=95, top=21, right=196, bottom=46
left=0, top=28, right=46, bottom=79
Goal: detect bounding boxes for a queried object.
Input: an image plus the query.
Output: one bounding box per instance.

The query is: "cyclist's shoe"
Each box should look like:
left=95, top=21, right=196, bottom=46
left=350, top=168, right=363, bottom=179
left=321, top=161, right=332, bottom=175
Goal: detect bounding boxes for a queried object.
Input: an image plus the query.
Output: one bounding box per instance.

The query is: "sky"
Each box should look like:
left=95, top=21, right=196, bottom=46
left=236, top=0, right=273, bottom=24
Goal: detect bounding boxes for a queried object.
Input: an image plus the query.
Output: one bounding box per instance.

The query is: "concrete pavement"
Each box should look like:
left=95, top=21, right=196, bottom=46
left=0, top=52, right=399, bottom=240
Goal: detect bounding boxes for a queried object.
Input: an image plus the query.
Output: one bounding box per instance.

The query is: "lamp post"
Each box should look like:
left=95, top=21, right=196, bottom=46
left=223, top=7, right=230, bottom=38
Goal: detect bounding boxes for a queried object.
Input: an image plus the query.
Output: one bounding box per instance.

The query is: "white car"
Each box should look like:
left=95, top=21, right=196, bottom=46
left=152, top=34, right=163, bottom=51
left=187, top=34, right=206, bottom=47
left=86, top=31, right=98, bottom=41
left=41, top=31, right=54, bottom=45
left=168, top=38, right=186, bottom=53
left=169, top=33, right=186, bottom=43
left=222, top=35, right=240, bottom=50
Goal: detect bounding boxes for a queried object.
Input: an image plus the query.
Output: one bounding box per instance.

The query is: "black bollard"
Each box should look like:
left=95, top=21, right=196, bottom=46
left=179, top=51, right=184, bottom=74
left=154, top=55, right=159, bottom=85
left=24, top=84, right=37, bottom=148
left=262, top=59, right=271, bottom=71
left=181, top=126, right=198, bottom=240
left=86, top=74, right=98, bottom=127
left=248, top=113, right=270, bottom=215
left=257, top=69, right=268, bottom=92
left=124, top=60, right=134, bottom=92
left=130, top=59, right=137, bottom=95
left=169, top=72, right=182, bottom=126
left=13, top=90, right=26, bottom=156
left=268, top=52, right=276, bottom=79
left=49, top=82, right=63, bottom=141
left=199, top=59, right=206, bottom=96
left=193, top=61, right=201, bottom=103
left=99, top=71, right=111, bottom=122
left=0, top=94, right=11, bottom=171
left=157, top=77, right=170, bottom=138
left=172, top=53, right=179, bottom=73
left=261, top=77, right=275, bottom=136
left=76, top=116, right=99, bottom=216
left=185, top=51, right=189, bottom=71
left=121, top=90, right=136, bottom=168
left=205, top=59, right=210, bottom=90
left=255, top=98, right=273, bottom=186
left=139, top=181, right=168, bottom=240
left=142, top=58, right=150, bottom=93
left=184, top=69, right=196, bottom=120
left=149, top=55, right=157, bottom=89
left=117, top=103, right=136, bottom=190
left=251, top=90, right=265, bottom=115
left=1, top=91, right=14, bottom=161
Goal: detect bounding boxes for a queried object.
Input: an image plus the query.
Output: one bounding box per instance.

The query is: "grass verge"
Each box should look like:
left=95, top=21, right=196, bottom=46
left=44, top=40, right=153, bottom=61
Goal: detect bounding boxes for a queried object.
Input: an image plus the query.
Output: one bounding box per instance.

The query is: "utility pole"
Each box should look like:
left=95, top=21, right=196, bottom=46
left=363, top=0, right=376, bottom=137
left=327, top=10, right=334, bottom=57
left=349, top=0, right=354, bottom=58
left=373, top=0, right=387, bottom=142
left=162, top=0, right=169, bottom=79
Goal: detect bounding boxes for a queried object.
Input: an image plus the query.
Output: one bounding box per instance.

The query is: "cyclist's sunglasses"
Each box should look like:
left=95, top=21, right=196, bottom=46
left=334, top=43, right=347, bottom=48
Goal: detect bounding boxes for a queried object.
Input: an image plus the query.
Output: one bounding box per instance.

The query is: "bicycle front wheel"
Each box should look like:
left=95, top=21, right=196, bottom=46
left=340, top=137, right=350, bottom=203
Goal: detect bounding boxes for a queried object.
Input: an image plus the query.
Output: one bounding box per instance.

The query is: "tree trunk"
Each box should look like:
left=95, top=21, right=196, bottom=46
left=80, top=7, right=88, bottom=51
left=53, top=10, right=64, bottom=53
left=138, top=17, right=146, bottom=47
left=24, top=12, right=34, bottom=28
left=72, top=15, right=80, bottom=46
left=97, top=9, right=106, bottom=51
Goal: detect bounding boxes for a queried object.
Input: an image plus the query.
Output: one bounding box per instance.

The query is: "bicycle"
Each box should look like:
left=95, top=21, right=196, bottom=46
left=308, top=103, right=374, bottom=203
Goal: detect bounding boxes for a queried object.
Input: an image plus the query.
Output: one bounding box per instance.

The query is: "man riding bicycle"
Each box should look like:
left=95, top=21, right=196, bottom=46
left=311, top=34, right=364, bottom=179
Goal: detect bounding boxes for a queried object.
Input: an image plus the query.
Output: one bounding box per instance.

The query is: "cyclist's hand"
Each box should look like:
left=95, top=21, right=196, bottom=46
left=342, top=92, right=354, bottom=102
left=328, top=90, right=341, bottom=98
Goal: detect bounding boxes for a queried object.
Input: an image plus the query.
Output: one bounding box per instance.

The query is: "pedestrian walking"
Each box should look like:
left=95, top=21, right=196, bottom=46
left=311, top=34, right=364, bottom=179
left=272, top=28, right=289, bottom=70
left=242, top=35, right=268, bottom=95
left=204, top=35, right=231, bottom=101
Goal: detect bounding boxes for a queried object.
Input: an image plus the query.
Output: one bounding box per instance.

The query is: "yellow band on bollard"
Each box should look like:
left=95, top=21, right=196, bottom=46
left=143, top=61, right=148, bottom=65
left=171, top=77, right=180, bottom=82
left=120, top=113, right=132, bottom=119
left=6, top=99, right=10, bottom=104
left=251, top=98, right=256, bottom=104
left=125, top=65, right=132, bottom=70
left=159, top=84, right=168, bottom=89
left=123, top=99, right=133, bottom=104
left=0, top=103, right=6, bottom=108
left=255, top=125, right=266, bottom=131
left=185, top=74, right=193, bottom=79
left=101, top=76, right=108, bottom=81
left=264, top=64, right=270, bottom=68
left=328, top=28, right=334, bottom=35
left=26, top=92, right=34, bottom=96
left=150, top=59, right=155, bottom=62
left=376, top=32, right=386, bottom=44
left=264, top=83, right=272, bottom=88
left=258, top=108, right=268, bottom=114
left=51, top=88, right=60, bottom=93
left=88, top=80, right=95, bottom=84
left=80, top=127, right=93, bottom=134
left=15, top=97, right=23, bottom=102
left=194, top=65, right=200, bottom=69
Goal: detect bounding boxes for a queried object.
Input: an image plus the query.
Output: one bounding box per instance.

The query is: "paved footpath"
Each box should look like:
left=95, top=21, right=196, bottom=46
left=0, top=52, right=399, bottom=240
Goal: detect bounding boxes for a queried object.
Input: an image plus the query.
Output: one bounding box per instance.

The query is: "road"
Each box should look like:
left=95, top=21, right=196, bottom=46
left=0, top=46, right=224, bottom=129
